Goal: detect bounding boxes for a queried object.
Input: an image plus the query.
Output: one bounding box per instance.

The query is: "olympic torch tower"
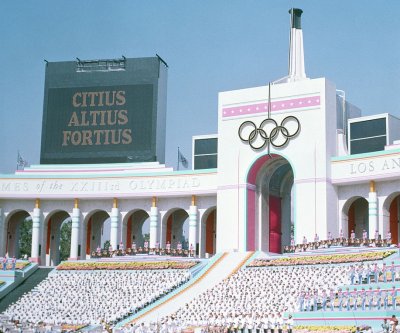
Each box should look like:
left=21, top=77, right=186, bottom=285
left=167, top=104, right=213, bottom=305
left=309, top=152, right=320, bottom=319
left=217, top=8, right=338, bottom=253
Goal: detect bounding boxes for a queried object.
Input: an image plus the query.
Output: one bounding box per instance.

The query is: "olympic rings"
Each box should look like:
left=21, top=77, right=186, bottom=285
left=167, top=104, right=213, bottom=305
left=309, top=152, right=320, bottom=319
left=238, top=115, right=300, bottom=150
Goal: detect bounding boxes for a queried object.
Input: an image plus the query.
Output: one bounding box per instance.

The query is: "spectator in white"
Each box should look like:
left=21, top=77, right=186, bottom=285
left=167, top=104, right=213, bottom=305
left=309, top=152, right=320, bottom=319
left=2, top=257, right=7, bottom=271
left=11, top=257, right=16, bottom=270
left=362, top=230, right=368, bottom=242
left=286, top=315, right=294, bottom=333
left=386, top=231, right=392, bottom=244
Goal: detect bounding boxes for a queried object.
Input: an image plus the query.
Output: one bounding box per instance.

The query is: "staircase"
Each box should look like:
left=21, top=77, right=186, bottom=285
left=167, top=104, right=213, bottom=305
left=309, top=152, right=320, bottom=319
left=0, top=268, right=53, bottom=313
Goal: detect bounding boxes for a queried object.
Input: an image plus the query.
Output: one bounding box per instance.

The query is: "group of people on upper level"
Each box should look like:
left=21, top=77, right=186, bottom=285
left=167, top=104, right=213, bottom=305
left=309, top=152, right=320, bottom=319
left=90, top=241, right=196, bottom=259
left=0, top=255, right=17, bottom=270
left=299, top=260, right=399, bottom=312
left=299, top=285, right=398, bottom=312
left=284, top=229, right=395, bottom=253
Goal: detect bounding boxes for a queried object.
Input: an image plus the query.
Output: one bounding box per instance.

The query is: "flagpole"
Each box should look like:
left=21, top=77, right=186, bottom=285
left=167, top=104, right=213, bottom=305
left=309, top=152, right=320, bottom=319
left=17, top=150, right=19, bottom=171
left=177, top=147, right=180, bottom=171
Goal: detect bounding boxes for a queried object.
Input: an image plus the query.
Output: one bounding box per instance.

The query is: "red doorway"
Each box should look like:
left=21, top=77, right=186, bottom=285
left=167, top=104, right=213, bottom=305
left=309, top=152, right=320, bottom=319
left=389, top=197, right=399, bottom=245
left=269, top=196, right=281, bottom=253
left=205, top=210, right=216, bottom=254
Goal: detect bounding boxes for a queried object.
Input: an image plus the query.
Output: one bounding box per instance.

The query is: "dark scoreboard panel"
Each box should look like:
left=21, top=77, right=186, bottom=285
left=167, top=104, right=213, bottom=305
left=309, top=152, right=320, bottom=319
left=40, top=57, right=167, bottom=164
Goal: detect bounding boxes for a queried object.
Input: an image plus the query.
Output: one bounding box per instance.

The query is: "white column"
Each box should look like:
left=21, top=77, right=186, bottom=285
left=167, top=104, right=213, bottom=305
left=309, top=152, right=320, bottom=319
left=69, top=208, right=80, bottom=260
left=188, top=205, right=198, bottom=251
left=110, top=207, right=119, bottom=250
left=31, top=207, right=41, bottom=263
left=368, top=181, right=378, bottom=238
left=149, top=206, right=158, bottom=248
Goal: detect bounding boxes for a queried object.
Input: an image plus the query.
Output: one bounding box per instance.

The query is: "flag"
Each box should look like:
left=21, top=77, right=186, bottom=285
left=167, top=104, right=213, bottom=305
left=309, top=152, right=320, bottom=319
left=178, top=149, right=188, bottom=168
left=17, top=151, right=28, bottom=168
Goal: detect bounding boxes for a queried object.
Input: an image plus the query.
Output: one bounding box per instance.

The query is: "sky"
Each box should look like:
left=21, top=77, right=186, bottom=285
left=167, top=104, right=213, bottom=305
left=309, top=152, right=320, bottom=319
left=0, top=1, right=399, bottom=173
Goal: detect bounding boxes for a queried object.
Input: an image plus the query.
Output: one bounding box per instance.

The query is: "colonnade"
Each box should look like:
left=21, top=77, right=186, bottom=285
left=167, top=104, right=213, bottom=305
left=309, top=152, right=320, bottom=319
left=0, top=195, right=217, bottom=266
left=341, top=180, right=400, bottom=245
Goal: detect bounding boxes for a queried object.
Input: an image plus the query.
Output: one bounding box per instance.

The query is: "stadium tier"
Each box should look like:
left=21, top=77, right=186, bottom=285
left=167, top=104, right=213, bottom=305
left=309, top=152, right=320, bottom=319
left=0, top=248, right=399, bottom=332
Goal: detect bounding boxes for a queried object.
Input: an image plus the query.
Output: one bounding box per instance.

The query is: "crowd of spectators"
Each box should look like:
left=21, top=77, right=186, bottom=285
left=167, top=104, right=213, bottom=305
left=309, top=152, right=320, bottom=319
left=284, top=230, right=396, bottom=253
left=91, top=241, right=196, bottom=259
left=3, top=269, right=191, bottom=327
left=168, top=264, right=348, bottom=330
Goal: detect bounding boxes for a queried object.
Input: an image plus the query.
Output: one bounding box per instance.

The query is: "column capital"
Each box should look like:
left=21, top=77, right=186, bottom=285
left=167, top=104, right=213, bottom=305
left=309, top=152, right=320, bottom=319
left=74, top=198, right=79, bottom=209
left=113, top=198, right=118, bottom=209
left=152, top=196, right=157, bottom=207
left=369, top=180, right=376, bottom=192
left=191, top=195, right=196, bottom=206
left=35, top=198, right=40, bottom=209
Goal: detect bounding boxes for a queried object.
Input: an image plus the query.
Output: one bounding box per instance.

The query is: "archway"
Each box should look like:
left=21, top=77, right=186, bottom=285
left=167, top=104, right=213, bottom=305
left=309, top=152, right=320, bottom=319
left=165, top=209, right=189, bottom=249
left=45, top=210, right=71, bottom=266
left=4, top=210, right=31, bottom=258
left=246, top=154, right=294, bottom=253
left=125, top=210, right=150, bottom=248
left=200, top=207, right=217, bottom=256
left=85, top=210, right=110, bottom=257
left=342, top=197, right=368, bottom=239
left=383, top=194, right=400, bottom=245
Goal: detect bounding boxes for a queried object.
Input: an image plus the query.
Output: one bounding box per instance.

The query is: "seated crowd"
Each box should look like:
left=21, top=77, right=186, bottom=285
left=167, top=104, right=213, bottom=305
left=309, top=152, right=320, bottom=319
left=91, top=241, right=196, bottom=258
left=3, top=269, right=191, bottom=326
left=169, top=264, right=348, bottom=330
left=284, top=229, right=395, bottom=253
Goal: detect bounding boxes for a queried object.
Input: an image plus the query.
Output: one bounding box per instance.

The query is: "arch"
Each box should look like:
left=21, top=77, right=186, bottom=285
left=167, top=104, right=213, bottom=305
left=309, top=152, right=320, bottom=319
left=124, top=209, right=150, bottom=248
left=84, top=210, right=110, bottom=257
left=382, top=193, right=400, bottom=245
left=342, top=196, right=369, bottom=239
left=4, top=210, right=31, bottom=258
left=246, top=154, right=294, bottom=253
left=200, top=206, right=217, bottom=256
left=44, top=210, right=71, bottom=266
left=163, top=208, right=189, bottom=249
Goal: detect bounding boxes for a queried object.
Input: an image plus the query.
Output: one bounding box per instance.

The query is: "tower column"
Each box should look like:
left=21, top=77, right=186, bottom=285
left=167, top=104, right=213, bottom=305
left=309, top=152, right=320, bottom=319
left=149, top=197, right=159, bottom=248
left=368, top=181, right=378, bottom=238
left=69, top=199, right=80, bottom=260
left=30, top=199, right=41, bottom=263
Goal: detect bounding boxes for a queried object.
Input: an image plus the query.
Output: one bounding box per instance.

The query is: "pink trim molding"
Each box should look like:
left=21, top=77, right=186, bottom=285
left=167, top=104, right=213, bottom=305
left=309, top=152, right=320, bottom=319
left=222, top=95, right=320, bottom=119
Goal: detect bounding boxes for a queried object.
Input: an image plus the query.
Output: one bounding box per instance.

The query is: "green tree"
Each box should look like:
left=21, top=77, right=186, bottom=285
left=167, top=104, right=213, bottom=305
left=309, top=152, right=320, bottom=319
left=59, top=220, right=72, bottom=262
left=19, top=217, right=32, bottom=258
left=103, top=240, right=111, bottom=250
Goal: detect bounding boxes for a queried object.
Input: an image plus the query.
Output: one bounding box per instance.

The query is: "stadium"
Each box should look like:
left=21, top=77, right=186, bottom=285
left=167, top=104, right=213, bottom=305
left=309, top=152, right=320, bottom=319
left=0, top=8, right=399, bottom=333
